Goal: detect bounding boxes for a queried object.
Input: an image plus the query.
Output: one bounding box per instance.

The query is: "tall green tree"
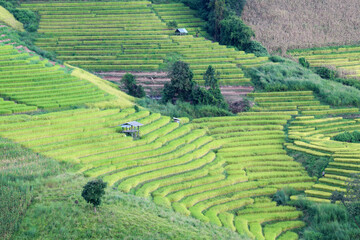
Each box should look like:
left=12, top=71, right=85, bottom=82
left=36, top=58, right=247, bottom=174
left=219, top=15, right=254, bottom=50
left=208, top=0, right=226, bottom=41
left=203, top=65, right=220, bottom=89
left=121, top=73, right=145, bottom=98
left=162, top=61, right=195, bottom=102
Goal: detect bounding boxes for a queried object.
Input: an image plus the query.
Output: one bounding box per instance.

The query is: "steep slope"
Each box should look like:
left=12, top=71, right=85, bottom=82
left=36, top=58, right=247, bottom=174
left=0, top=6, right=24, bottom=31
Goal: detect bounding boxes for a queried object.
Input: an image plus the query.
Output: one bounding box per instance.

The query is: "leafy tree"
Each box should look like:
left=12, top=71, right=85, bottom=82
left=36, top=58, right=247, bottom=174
left=331, top=173, right=360, bottom=229
left=167, top=20, right=178, bottom=29
left=219, top=15, right=254, bottom=50
left=162, top=61, right=195, bottom=102
left=82, top=179, right=107, bottom=213
left=121, top=73, right=146, bottom=98
left=208, top=0, right=226, bottom=41
left=203, top=65, right=220, bottom=89
left=314, top=66, right=338, bottom=80
left=299, top=57, right=310, bottom=68
left=244, top=40, right=269, bottom=57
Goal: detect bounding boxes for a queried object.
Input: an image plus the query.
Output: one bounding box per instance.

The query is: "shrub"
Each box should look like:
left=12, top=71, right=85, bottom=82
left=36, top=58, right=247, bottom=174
left=167, top=20, right=178, bottom=29
left=269, top=55, right=285, bottom=63
left=314, top=67, right=338, bottom=80
left=299, top=57, right=310, bottom=68
left=333, top=131, right=360, bottom=143
left=0, top=1, right=39, bottom=32
left=293, top=199, right=360, bottom=240
left=245, top=40, right=269, bottom=57
left=219, top=15, right=254, bottom=50
left=81, top=179, right=107, bottom=213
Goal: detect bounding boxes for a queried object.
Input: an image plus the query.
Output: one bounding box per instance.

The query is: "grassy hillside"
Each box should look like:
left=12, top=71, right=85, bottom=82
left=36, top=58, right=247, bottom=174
left=242, top=0, right=360, bottom=53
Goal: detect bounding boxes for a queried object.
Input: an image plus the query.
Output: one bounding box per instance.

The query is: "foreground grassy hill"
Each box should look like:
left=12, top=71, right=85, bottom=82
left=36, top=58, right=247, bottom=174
left=242, top=0, right=360, bottom=53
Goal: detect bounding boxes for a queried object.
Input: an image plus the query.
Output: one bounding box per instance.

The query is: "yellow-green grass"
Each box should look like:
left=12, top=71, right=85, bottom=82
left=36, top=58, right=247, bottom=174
left=0, top=6, right=24, bottom=31
left=0, top=44, right=116, bottom=110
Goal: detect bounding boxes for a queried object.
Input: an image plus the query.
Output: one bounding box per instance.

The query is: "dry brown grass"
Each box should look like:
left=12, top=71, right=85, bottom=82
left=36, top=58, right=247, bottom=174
left=241, top=0, right=360, bottom=53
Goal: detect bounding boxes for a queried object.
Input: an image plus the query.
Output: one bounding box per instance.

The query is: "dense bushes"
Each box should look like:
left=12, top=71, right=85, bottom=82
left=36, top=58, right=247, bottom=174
left=219, top=15, right=254, bottom=50
left=162, top=62, right=228, bottom=109
left=0, top=0, right=39, bottom=32
left=333, top=131, right=360, bottom=143
left=314, top=67, right=338, bottom=80
left=248, top=59, right=360, bottom=107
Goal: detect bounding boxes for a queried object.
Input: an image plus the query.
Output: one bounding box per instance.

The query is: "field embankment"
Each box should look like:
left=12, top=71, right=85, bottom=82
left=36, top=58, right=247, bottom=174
left=0, top=6, right=24, bottom=31
left=242, top=0, right=360, bottom=53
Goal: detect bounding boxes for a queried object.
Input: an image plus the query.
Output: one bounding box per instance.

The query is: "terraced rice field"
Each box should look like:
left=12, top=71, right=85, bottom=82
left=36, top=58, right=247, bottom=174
left=288, top=116, right=360, bottom=203
left=0, top=43, right=112, bottom=109
left=152, top=3, right=207, bottom=36
left=0, top=98, right=37, bottom=114
left=21, top=1, right=269, bottom=86
left=247, top=91, right=360, bottom=203
left=0, top=105, right=312, bottom=239
left=21, top=1, right=172, bottom=71
left=288, top=46, right=360, bottom=78
left=248, top=91, right=359, bottom=115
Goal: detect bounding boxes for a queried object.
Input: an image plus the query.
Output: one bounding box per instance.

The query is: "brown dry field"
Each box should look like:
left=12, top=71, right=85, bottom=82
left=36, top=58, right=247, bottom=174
left=242, top=0, right=360, bottom=53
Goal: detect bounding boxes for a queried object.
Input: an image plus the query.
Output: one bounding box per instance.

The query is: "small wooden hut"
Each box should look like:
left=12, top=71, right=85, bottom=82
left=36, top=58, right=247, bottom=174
left=175, top=28, right=188, bottom=35
left=120, top=121, right=143, bottom=139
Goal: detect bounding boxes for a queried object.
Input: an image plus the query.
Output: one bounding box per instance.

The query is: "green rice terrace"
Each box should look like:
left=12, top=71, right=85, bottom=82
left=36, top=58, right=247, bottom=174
left=288, top=46, right=360, bottom=78
left=1, top=0, right=360, bottom=240
left=19, top=0, right=269, bottom=102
